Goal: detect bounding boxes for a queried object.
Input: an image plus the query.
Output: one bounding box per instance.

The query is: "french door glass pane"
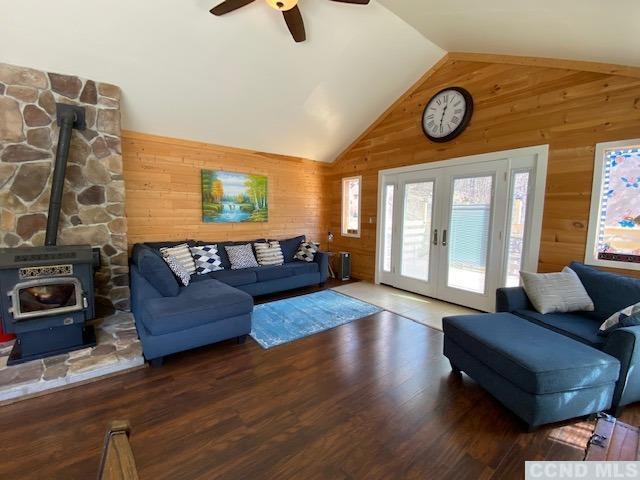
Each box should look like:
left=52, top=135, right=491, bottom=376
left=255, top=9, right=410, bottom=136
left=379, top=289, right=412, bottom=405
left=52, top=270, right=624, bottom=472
left=401, top=181, right=433, bottom=281
left=448, top=176, right=493, bottom=294
left=505, top=171, right=530, bottom=287
left=383, top=184, right=394, bottom=272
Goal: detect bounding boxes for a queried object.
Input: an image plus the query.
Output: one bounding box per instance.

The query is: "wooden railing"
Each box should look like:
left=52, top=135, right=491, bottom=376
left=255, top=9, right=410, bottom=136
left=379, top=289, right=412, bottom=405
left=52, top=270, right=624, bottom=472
left=97, top=421, right=139, bottom=480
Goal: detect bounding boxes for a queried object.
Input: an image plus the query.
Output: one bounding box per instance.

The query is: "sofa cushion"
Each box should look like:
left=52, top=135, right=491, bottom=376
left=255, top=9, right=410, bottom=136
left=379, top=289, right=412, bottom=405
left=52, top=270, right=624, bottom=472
left=141, top=279, right=253, bottom=335
left=206, top=269, right=257, bottom=286
left=225, top=244, right=259, bottom=269
left=189, top=244, right=223, bottom=274
left=163, top=254, right=191, bottom=287
left=599, top=300, right=640, bottom=333
left=287, top=261, right=319, bottom=276
left=569, top=262, right=640, bottom=321
left=514, top=309, right=606, bottom=349
left=252, top=265, right=293, bottom=282
left=133, top=246, right=180, bottom=297
left=159, top=243, right=197, bottom=276
left=254, top=241, right=284, bottom=266
left=278, top=235, right=305, bottom=263
left=443, top=313, right=619, bottom=395
left=207, top=241, right=233, bottom=270
left=520, top=267, right=594, bottom=314
left=193, top=240, right=266, bottom=270
left=294, top=242, right=319, bottom=262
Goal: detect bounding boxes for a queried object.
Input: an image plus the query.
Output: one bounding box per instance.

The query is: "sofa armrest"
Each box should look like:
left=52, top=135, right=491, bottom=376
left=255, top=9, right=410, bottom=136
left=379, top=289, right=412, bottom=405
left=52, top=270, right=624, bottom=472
left=496, top=287, right=533, bottom=312
left=130, top=265, right=164, bottom=318
left=604, top=326, right=640, bottom=409
left=314, top=251, right=329, bottom=283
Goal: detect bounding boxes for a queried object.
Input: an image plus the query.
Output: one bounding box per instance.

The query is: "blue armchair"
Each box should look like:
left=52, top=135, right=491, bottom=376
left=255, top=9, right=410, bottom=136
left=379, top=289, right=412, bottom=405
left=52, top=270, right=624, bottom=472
left=496, top=262, right=640, bottom=413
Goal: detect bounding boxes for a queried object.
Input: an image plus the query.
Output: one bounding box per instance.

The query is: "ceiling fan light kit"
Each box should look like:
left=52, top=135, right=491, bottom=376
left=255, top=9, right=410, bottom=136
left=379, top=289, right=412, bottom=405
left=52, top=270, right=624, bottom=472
left=210, top=0, right=371, bottom=43
left=265, top=0, right=298, bottom=11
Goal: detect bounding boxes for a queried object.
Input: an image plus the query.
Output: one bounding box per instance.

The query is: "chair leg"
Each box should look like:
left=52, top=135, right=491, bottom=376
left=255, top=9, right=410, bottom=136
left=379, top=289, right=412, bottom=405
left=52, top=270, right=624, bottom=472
left=149, top=357, right=164, bottom=368
left=236, top=335, right=247, bottom=344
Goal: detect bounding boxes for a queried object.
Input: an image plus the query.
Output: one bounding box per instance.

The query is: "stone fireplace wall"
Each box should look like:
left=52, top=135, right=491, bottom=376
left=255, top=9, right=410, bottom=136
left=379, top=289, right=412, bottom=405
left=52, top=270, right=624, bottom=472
left=0, top=63, right=129, bottom=313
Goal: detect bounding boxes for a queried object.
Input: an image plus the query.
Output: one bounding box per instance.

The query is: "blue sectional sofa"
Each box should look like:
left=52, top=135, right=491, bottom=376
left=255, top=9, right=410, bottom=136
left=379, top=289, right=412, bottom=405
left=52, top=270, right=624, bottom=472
left=444, top=262, right=640, bottom=429
left=130, top=236, right=329, bottom=364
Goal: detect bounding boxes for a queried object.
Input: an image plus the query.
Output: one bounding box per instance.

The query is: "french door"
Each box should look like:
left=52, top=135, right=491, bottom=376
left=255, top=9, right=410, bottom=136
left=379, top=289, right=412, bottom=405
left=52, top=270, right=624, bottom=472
left=378, top=155, right=531, bottom=312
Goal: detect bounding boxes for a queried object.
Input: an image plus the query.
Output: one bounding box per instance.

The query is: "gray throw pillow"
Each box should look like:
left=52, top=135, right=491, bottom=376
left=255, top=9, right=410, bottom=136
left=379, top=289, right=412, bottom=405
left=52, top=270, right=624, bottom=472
left=225, top=244, right=259, bottom=270
left=520, top=267, right=595, bottom=314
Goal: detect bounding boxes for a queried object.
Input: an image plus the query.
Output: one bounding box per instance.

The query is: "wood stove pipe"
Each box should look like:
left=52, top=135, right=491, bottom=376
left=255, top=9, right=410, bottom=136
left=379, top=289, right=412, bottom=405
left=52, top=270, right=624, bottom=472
left=45, top=104, right=87, bottom=247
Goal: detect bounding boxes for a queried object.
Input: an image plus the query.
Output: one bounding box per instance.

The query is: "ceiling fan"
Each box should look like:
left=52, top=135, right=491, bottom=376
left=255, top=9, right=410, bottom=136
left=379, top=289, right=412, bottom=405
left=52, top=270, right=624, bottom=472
left=210, top=0, right=371, bottom=43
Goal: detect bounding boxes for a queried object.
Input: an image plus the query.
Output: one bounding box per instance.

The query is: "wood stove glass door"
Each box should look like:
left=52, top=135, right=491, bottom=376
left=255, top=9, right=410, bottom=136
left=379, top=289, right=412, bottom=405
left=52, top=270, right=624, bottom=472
left=11, top=277, right=84, bottom=321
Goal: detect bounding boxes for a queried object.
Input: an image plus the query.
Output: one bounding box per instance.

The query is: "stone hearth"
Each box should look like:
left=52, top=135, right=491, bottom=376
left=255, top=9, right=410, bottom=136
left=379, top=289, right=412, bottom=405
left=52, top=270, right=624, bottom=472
left=0, top=312, right=144, bottom=404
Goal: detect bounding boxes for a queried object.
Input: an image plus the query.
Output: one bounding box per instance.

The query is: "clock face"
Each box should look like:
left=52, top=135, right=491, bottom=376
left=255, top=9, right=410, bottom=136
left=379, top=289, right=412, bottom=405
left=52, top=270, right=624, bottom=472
left=422, top=87, right=473, bottom=142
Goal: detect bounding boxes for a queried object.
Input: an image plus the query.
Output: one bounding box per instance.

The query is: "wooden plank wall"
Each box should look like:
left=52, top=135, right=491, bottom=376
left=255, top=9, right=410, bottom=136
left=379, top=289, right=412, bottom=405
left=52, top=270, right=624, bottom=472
left=325, top=54, right=640, bottom=281
left=122, top=132, right=328, bottom=246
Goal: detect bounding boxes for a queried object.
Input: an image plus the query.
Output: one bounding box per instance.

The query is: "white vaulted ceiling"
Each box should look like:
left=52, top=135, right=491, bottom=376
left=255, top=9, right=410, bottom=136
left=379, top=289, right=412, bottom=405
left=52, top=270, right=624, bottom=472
left=0, top=0, right=444, bottom=162
left=1, top=0, right=638, bottom=162
left=378, top=0, right=640, bottom=68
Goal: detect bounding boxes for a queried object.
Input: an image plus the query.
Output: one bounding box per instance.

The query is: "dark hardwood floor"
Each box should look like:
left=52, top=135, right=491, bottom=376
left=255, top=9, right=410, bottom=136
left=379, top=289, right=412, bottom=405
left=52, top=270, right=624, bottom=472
left=1, top=287, right=639, bottom=479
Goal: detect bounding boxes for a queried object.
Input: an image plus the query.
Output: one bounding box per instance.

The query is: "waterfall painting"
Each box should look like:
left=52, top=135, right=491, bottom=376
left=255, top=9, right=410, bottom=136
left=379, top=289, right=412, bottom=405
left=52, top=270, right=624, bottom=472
left=201, top=170, right=268, bottom=223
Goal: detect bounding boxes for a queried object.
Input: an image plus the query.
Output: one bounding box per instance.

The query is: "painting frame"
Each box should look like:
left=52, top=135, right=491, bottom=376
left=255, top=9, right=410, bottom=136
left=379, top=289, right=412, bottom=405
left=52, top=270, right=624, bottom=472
left=201, top=169, right=268, bottom=223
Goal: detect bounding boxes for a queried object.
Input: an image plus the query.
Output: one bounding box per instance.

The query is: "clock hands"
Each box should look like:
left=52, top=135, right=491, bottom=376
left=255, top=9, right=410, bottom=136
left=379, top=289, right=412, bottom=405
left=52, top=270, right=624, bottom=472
left=439, top=102, right=448, bottom=134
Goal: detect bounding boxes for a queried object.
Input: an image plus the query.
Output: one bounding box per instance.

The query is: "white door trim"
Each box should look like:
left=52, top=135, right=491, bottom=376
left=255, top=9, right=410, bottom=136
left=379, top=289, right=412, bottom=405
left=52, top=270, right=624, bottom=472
left=375, top=145, right=548, bottom=287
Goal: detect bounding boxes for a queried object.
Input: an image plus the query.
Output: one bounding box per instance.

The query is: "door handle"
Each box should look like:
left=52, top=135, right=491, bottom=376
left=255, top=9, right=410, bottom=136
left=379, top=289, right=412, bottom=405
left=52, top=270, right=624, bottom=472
left=442, top=229, right=447, bottom=247
left=433, top=229, right=438, bottom=246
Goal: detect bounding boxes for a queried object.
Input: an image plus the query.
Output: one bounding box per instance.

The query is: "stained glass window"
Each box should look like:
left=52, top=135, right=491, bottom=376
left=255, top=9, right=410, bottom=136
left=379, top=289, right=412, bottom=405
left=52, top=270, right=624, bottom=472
left=587, top=141, right=640, bottom=269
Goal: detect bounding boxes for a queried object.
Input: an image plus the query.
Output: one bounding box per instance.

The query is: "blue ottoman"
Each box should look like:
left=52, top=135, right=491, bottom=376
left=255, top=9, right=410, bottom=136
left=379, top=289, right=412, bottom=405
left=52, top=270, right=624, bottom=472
left=443, top=313, right=620, bottom=430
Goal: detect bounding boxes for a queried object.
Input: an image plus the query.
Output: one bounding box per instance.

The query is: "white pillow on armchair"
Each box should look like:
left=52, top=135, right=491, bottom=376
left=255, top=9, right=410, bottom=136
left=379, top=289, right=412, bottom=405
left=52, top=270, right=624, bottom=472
left=520, top=267, right=595, bottom=314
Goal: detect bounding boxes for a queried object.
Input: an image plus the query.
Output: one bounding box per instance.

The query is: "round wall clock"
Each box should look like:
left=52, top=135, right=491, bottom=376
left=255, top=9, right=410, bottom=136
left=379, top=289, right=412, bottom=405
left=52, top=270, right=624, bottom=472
left=422, top=87, right=473, bottom=143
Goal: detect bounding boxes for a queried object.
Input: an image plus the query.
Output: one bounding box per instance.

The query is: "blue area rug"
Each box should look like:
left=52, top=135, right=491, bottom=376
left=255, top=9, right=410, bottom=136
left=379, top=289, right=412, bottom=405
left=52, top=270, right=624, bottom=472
left=250, top=290, right=383, bottom=349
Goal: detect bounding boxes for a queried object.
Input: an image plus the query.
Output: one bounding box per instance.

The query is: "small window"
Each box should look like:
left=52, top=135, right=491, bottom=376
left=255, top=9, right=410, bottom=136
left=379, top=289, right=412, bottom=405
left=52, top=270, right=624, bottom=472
left=505, top=170, right=531, bottom=287
left=342, top=176, right=361, bottom=237
left=586, top=139, right=640, bottom=270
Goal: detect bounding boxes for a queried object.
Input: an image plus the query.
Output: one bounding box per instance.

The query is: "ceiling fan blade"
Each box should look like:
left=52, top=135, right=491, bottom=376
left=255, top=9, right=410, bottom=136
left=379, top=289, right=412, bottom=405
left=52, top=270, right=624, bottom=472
left=283, top=6, right=306, bottom=43
left=210, top=0, right=256, bottom=16
left=328, top=0, right=370, bottom=4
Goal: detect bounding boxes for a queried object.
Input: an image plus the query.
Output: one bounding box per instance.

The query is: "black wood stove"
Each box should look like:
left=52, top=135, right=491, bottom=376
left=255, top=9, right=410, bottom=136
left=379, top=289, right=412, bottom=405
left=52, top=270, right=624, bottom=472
left=0, top=104, right=99, bottom=365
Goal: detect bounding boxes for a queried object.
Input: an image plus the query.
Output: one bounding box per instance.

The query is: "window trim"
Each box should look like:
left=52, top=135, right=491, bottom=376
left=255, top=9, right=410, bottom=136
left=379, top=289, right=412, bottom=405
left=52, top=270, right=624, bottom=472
left=341, top=175, right=362, bottom=238
left=585, top=138, right=640, bottom=271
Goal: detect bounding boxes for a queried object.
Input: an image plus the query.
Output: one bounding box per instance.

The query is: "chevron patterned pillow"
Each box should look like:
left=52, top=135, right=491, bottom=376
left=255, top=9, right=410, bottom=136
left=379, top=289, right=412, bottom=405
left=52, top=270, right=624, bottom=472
left=189, top=245, right=223, bottom=275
